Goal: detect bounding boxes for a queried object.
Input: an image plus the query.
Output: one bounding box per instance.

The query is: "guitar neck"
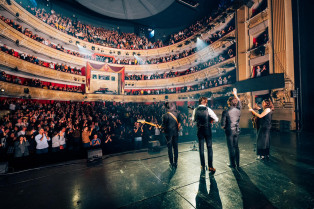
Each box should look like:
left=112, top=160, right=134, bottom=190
left=143, top=121, right=161, bottom=128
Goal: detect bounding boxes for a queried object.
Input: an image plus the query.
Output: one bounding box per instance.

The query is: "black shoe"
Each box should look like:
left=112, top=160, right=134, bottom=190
left=227, top=164, right=236, bottom=168
left=169, top=163, right=174, bottom=170
left=208, top=167, right=216, bottom=175
left=173, top=163, right=177, bottom=169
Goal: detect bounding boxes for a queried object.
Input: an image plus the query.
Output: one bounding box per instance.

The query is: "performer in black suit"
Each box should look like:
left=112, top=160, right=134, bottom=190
left=221, top=88, right=241, bottom=168
left=248, top=99, right=274, bottom=160
left=192, top=97, right=219, bottom=174
left=162, top=102, right=181, bottom=169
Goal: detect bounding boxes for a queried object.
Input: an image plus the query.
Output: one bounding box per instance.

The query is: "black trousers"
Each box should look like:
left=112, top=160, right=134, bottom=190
left=197, top=131, right=213, bottom=168
left=226, top=131, right=239, bottom=167
left=166, top=135, right=178, bottom=165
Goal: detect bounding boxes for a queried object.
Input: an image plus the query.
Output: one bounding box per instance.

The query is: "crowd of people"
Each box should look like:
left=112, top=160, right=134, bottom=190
left=252, top=62, right=269, bottom=78
left=0, top=99, right=214, bottom=161
left=125, top=44, right=235, bottom=81
left=125, top=70, right=235, bottom=95
left=1, top=13, right=235, bottom=67
left=118, top=22, right=234, bottom=66
left=251, top=0, right=267, bottom=18
left=0, top=43, right=82, bottom=75
left=23, top=3, right=223, bottom=50
left=0, top=70, right=84, bottom=93
left=252, top=29, right=269, bottom=51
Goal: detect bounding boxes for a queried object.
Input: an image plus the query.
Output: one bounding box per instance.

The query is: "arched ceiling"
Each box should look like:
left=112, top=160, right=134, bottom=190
left=74, top=0, right=219, bottom=28
left=75, top=0, right=175, bottom=20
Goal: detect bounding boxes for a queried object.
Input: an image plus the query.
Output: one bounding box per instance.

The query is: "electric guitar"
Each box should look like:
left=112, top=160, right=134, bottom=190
left=248, top=103, right=259, bottom=129
left=137, top=120, right=162, bottom=129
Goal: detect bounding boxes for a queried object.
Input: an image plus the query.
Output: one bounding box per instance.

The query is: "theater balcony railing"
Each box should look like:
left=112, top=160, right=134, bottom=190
left=0, top=19, right=235, bottom=73
left=0, top=81, right=85, bottom=101
left=0, top=81, right=231, bottom=102
left=247, top=8, right=269, bottom=29
left=247, top=43, right=270, bottom=60
left=0, top=51, right=85, bottom=84
left=0, top=0, right=233, bottom=57
left=124, top=58, right=235, bottom=88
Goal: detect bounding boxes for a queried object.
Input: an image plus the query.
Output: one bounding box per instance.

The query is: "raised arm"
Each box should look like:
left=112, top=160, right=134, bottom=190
left=249, top=108, right=270, bottom=118
left=233, top=88, right=241, bottom=109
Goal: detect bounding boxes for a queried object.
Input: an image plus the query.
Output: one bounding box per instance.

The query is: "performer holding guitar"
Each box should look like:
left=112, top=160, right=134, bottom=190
left=162, top=102, right=181, bottom=170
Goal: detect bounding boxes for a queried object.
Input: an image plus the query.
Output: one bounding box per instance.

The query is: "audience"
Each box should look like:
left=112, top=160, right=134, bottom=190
left=125, top=69, right=235, bottom=95
left=0, top=43, right=81, bottom=75
left=1, top=14, right=234, bottom=66
left=252, top=62, right=269, bottom=78
left=0, top=98, right=231, bottom=162
left=125, top=45, right=235, bottom=81
left=22, top=4, right=224, bottom=49
left=0, top=70, right=84, bottom=93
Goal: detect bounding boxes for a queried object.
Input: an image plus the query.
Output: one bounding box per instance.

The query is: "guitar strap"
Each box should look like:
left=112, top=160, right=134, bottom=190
left=167, top=112, right=180, bottom=129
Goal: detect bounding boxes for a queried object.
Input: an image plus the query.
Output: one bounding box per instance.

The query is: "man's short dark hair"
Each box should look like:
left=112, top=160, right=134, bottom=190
left=228, top=96, right=238, bottom=107
left=165, top=102, right=176, bottom=111
left=199, top=97, right=208, bottom=105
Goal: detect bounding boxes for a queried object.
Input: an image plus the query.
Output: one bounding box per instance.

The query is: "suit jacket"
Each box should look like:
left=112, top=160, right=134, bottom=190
left=162, top=110, right=181, bottom=137
left=221, top=101, right=241, bottom=135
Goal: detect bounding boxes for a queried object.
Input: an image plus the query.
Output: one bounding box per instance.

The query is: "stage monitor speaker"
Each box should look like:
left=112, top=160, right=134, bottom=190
left=148, top=140, right=161, bottom=151
left=24, top=88, right=29, bottom=94
left=165, top=95, right=168, bottom=100
left=0, top=162, right=8, bottom=174
left=87, top=148, right=102, bottom=161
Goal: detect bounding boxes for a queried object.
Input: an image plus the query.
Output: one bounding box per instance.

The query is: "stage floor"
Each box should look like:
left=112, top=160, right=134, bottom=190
left=0, top=132, right=313, bottom=209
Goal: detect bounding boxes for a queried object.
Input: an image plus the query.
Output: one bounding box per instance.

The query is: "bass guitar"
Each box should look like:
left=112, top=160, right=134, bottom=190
left=137, top=120, right=162, bottom=129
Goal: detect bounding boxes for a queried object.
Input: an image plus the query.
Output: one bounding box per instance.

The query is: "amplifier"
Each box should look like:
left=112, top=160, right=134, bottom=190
left=0, top=162, right=8, bottom=174
left=87, top=148, right=103, bottom=161
left=148, top=140, right=161, bottom=151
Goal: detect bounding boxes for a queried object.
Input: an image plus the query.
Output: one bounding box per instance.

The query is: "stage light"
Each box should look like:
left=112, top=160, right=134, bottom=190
left=77, top=44, right=93, bottom=56
left=134, top=55, right=144, bottom=65
left=196, top=38, right=208, bottom=51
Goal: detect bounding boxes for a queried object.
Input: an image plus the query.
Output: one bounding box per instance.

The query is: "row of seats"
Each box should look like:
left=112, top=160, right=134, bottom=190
left=25, top=4, right=220, bottom=50
left=0, top=70, right=84, bottom=93
left=0, top=14, right=234, bottom=66
left=125, top=45, right=235, bottom=80
left=125, top=69, right=235, bottom=95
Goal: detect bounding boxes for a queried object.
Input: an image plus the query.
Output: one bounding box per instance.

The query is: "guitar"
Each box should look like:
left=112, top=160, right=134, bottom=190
left=137, top=120, right=162, bottom=129
left=248, top=103, right=259, bottom=129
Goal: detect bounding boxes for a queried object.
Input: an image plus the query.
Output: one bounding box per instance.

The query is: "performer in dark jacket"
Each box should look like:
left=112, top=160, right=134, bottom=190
left=192, top=97, right=219, bottom=174
left=162, top=102, right=181, bottom=169
left=249, top=99, right=274, bottom=160
left=221, top=88, right=241, bottom=168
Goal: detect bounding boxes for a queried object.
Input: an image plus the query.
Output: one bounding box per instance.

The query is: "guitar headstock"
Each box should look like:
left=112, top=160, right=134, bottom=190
left=137, top=119, right=146, bottom=124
